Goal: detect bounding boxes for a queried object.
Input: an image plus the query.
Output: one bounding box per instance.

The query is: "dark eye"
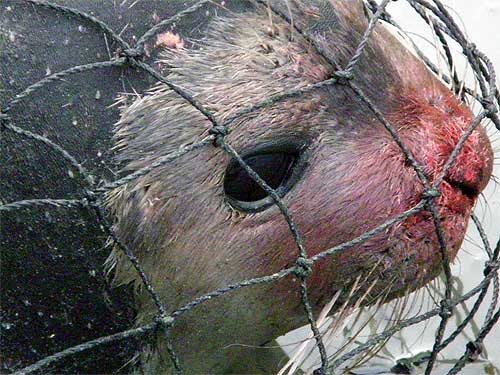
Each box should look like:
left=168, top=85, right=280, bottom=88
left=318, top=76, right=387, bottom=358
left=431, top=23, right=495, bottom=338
left=223, top=144, right=307, bottom=212
left=224, top=153, right=295, bottom=201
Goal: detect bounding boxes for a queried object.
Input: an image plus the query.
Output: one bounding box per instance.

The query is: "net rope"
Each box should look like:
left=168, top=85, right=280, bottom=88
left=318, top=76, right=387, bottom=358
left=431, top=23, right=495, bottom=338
left=1, top=0, right=499, bottom=374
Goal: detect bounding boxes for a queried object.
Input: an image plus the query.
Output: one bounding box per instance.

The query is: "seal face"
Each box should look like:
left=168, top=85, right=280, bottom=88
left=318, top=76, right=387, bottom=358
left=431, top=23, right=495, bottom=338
left=105, top=0, right=493, bottom=372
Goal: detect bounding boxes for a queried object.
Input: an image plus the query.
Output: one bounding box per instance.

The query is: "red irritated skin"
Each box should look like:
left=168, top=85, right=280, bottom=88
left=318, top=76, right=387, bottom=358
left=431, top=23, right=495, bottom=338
left=264, top=87, right=493, bottom=312
left=105, top=0, right=494, bottom=373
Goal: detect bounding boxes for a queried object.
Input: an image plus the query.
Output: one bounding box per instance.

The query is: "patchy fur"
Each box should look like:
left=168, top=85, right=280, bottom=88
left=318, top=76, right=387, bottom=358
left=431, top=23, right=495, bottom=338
left=155, top=31, right=184, bottom=49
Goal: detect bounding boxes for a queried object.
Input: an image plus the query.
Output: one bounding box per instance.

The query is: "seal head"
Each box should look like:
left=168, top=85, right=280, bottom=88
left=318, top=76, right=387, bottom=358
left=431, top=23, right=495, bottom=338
left=106, top=0, right=494, bottom=372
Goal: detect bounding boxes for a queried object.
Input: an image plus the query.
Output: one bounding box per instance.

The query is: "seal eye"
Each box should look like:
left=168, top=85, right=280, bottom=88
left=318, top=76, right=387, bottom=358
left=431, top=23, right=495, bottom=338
left=223, top=144, right=307, bottom=212
left=224, top=153, right=296, bottom=201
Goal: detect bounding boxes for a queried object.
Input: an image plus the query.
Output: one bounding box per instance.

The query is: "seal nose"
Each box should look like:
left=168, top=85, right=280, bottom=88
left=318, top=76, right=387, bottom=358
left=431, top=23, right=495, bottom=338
left=395, top=91, right=493, bottom=199
left=443, top=124, right=493, bottom=198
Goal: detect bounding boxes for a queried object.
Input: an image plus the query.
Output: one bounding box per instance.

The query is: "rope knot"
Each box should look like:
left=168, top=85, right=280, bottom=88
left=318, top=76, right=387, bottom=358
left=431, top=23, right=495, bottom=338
left=422, top=188, right=441, bottom=200
left=209, top=126, right=229, bottom=147
left=120, top=48, right=144, bottom=59
left=465, top=341, right=483, bottom=360
left=333, top=69, right=354, bottom=84
left=156, top=314, right=174, bottom=328
left=209, top=126, right=228, bottom=137
left=483, top=260, right=499, bottom=276
left=438, top=299, right=453, bottom=319
left=294, top=257, right=313, bottom=278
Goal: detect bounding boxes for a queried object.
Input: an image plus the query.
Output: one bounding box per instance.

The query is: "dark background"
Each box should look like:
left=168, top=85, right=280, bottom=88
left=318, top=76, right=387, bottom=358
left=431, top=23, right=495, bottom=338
left=0, top=1, right=252, bottom=373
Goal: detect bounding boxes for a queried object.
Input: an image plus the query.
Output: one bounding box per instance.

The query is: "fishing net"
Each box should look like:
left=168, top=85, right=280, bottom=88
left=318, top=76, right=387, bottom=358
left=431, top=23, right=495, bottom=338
left=1, top=0, right=499, bottom=374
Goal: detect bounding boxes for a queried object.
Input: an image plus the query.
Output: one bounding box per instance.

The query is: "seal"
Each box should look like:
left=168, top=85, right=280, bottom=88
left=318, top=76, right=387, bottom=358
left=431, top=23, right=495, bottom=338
left=0, top=1, right=494, bottom=374
left=104, top=1, right=494, bottom=373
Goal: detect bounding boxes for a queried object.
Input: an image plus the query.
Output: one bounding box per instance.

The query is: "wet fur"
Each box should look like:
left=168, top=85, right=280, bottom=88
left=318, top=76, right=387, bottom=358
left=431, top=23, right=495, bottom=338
left=105, top=1, right=493, bottom=373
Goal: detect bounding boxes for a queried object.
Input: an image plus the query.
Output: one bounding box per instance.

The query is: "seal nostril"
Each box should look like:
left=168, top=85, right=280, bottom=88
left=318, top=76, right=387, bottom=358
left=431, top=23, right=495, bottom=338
left=446, top=179, right=479, bottom=199
left=223, top=142, right=308, bottom=212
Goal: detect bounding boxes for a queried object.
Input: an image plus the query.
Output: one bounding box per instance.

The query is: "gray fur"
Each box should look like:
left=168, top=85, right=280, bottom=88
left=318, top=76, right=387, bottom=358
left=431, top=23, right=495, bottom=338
left=108, top=1, right=492, bottom=373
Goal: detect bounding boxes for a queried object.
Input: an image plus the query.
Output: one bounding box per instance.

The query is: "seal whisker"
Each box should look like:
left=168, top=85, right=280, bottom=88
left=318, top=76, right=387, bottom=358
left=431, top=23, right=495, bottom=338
left=336, top=278, right=399, bottom=372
